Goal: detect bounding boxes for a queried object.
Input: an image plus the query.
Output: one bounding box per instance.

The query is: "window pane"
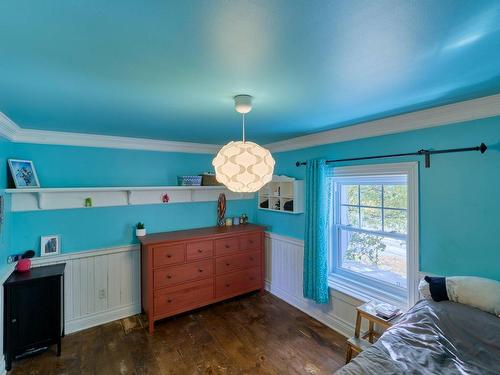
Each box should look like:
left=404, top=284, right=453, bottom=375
left=341, top=184, right=358, bottom=205
left=339, top=229, right=407, bottom=288
left=341, top=205, right=359, bottom=227
left=360, top=185, right=382, bottom=207
left=384, top=209, right=407, bottom=234
left=361, top=207, right=382, bottom=231
left=384, top=185, right=407, bottom=209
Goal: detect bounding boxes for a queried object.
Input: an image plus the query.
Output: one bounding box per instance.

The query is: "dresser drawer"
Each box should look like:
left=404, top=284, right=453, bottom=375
left=239, top=233, right=261, bottom=251
left=216, top=251, right=261, bottom=275
left=154, top=260, right=213, bottom=289
left=154, top=279, right=213, bottom=316
left=153, top=244, right=185, bottom=268
left=215, top=267, right=261, bottom=298
left=186, top=240, right=213, bottom=261
left=215, top=237, right=240, bottom=256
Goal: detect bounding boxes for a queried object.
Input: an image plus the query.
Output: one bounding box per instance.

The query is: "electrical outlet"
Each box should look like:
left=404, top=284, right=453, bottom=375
left=98, top=289, right=106, bottom=299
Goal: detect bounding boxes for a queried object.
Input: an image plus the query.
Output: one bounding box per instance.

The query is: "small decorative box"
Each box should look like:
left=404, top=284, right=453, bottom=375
left=177, top=176, right=202, bottom=186
left=200, top=173, right=222, bottom=186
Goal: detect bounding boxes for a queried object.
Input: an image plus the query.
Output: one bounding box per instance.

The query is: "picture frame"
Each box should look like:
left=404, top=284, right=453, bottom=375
left=8, top=159, right=40, bottom=188
left=40, top=235, right=60, bottom=257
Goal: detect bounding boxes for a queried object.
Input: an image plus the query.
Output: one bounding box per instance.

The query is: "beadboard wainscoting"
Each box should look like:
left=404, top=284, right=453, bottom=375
left=30, top=245, right=141, bottom=334
left=264, top=232, right=363, bottom=338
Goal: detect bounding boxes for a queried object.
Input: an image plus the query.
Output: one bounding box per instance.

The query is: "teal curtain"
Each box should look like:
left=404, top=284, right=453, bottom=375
left=303, top=159, right=330, bottom=304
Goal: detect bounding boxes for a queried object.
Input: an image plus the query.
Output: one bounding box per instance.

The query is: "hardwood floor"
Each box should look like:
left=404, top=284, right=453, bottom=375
left=10, top=292, right=347, bottom=374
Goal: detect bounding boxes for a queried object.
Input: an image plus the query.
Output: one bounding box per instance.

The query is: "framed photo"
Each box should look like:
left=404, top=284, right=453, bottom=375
left=41, top=235, right=60, bottom=257
left=8, top=159, right=40, bottom=188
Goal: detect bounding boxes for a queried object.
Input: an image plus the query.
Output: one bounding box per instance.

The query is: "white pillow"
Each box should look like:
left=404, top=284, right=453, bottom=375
left=419, top=276, right=500, bottom=317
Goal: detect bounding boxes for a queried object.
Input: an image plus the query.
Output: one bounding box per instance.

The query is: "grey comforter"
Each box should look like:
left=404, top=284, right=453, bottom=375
left=335, top=299, right=500, bottom=375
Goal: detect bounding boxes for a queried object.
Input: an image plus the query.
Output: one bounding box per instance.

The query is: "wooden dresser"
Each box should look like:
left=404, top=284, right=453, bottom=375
left=139, top=224, right=265, bottom=334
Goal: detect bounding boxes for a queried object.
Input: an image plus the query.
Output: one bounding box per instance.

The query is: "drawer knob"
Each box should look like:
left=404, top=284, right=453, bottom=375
left=249, top=240, right=254, bottom=244
left=225, top=244, right=230, bottom=249
left=198, top=269, right=204, bottom=273
left=225, top=262, right=230, bottom=266
left=249, top=277, right=254, bottom=281
left=225, top=283, right=230, bottom=287
left=167, top=299, right=172, bottom=303
left=167, top=274, right=172, bottom=279
left=249, top=257, right=254, bottom=261
left=198, top=249, right=203, bottom=253
left=166, top=254, right=172, bottom=258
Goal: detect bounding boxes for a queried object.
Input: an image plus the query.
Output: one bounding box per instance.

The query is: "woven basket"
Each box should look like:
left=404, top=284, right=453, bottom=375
left=177, top=176, right=202, bottom=186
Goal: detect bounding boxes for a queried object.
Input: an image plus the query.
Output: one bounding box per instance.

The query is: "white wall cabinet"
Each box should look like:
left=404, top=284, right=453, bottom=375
left=258, top=177, right=304, bottom=214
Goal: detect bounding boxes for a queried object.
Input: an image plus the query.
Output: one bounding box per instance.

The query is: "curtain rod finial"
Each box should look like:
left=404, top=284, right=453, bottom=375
left=480, top=143, right=487, bottom=153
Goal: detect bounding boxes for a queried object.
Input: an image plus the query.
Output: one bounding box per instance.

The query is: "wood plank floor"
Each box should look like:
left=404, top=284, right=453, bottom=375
left=10, top=292, right=347, bottom=374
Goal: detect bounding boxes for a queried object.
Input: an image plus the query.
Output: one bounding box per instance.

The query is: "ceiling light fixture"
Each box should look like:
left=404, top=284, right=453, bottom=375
left=212, top=95, right=275, bottom=193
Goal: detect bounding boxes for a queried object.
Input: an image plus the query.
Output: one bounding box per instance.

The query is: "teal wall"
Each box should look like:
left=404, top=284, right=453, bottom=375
left=257, top=116, right=500, bottom=280
left=3, top=116, right=499, bottom=281
left=0, top=137, right=13, bottom=273
left=2, top=142, right=255, bottom=256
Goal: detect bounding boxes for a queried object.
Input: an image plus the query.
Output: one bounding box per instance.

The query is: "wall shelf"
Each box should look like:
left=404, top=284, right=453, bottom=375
left=258, top=177, right=304, bottom=214
left=5, top=186, right=253, bottom=212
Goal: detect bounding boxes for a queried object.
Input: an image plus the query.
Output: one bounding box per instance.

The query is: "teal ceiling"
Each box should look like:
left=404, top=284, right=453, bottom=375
left=0, top=1, right=499, bottom=144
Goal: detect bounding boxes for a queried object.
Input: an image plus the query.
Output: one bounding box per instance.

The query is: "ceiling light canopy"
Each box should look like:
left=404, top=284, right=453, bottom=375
left=212, top=95, right=275, bottom=193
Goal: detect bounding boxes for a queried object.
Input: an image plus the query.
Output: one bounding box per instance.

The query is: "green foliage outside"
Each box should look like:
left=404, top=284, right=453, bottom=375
left=342, top=184, right=407, bottom=265
left=345, top=232, right=387, bottom=265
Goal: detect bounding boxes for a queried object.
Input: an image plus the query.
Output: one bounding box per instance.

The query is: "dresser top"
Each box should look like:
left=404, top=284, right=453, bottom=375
left=4, top=263, right=66, bottom=285
left=139, top=224, right=266, bottom=246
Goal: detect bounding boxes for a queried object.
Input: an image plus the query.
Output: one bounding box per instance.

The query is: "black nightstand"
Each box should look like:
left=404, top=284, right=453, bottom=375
left=3, top=263, right=65, bottom=371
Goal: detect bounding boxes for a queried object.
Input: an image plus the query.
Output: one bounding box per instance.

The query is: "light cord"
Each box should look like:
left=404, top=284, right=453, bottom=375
left=242, top=113, right=246, bottom=142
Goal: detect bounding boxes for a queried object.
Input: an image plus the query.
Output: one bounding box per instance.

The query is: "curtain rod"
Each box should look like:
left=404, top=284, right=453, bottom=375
left=295, top=143, right=487, bottom=168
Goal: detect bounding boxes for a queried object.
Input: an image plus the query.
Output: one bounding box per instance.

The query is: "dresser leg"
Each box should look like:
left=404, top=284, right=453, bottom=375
left=148, top=319, right=154, bottom=335
left=57, top=338, right=62, bottom=356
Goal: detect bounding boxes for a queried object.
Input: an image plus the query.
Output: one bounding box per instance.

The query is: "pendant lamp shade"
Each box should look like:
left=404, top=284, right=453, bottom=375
left=212, top=140, right=275, bottom=192
left=212, top=95, right=275, bottom=193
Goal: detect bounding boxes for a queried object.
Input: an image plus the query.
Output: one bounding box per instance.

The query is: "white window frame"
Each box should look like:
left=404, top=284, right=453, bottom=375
left=328, top=162, right=419, bottom=308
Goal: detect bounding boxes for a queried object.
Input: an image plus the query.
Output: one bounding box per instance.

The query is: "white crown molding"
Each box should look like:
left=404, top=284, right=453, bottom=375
left=2, top=93, right=499, bottom=154
left=265, top=93, right=500, bottom=152
left=0, top=113, right=220, bottom=154
left=0, top=112, right=19, bottom=140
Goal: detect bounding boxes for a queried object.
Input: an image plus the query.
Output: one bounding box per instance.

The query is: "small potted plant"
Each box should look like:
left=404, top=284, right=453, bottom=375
left=136, top=222, right=146, bottom=237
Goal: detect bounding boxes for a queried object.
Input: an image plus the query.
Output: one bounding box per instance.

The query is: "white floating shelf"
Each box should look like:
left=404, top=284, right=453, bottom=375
left=5, top=186, right=254, bottom=212
left=258, top=178, right=304, bottom=214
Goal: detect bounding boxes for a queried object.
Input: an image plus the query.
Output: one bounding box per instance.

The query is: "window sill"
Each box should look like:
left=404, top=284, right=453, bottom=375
left=328, top=274, right=408, bottom=309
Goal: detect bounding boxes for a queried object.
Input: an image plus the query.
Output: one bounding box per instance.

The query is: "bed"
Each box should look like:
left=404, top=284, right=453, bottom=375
left=335, top=299, right=500, bottom=375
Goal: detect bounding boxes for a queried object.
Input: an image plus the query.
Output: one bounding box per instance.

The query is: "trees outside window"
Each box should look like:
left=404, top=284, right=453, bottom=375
left=332, top=176, right=408, bottom=293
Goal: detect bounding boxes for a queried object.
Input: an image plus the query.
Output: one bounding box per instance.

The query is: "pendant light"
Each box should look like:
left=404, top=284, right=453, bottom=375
left=212, top=95, right=275, bottom=193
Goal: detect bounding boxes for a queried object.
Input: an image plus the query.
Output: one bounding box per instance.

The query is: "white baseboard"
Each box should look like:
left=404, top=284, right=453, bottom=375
left=65, top=303, right=141, bottom=334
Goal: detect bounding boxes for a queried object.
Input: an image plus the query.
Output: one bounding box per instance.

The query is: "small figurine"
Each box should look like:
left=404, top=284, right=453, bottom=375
left=240, top=213, right=248, bottom=224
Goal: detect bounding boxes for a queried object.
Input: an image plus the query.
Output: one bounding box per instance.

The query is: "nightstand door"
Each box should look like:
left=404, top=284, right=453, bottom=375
left=9, top=277, right=60, bottom=354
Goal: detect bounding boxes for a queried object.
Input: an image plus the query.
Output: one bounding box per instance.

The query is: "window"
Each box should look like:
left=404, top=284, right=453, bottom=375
left=329, top=163, right=418, bottom=306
